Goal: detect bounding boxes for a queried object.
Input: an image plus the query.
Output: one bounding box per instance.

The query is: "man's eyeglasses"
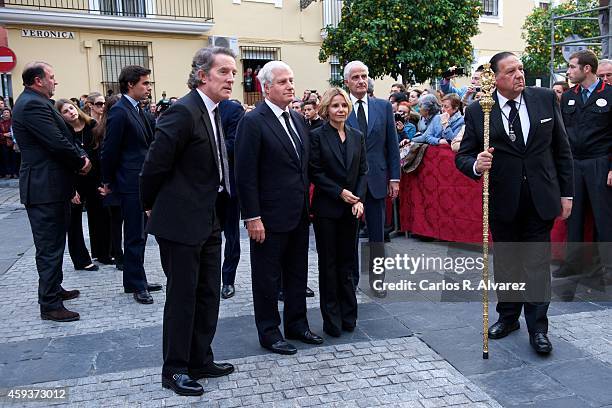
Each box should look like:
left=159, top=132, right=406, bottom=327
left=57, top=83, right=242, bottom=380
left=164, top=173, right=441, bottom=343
left=94, top=102, right=105, bottom=107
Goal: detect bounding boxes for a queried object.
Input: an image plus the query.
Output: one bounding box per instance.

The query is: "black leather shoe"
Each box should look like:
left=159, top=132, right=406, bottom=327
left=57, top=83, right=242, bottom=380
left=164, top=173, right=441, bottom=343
left=305, top=287, right=315, bottom=297
left=189, top=362, right=235, bottom=380
left=59, top=287, right=80, bottom=301
left=530, top=332, right=552, bottom=354
left=77, top=263, right=99, bottom=271
left=161, top=373, right=203, bottom=397
left=263, top=340, right=297, bottom=355
left=97, top=257, right=115, bottom=265
left=115, top=263, right=124, bottom=271
left=221, top=285, right=235, bottom=299
left=373, top=288, right=387, bottom=298
left=342, top=324, right=355, bottom=333
left=133, top=290, right=153, bottom=304
left=488, top=321, right=520, bottom=339
left=124, top=284, right=162, bottom=294
left=286, top=329, right=324, bottom=345
left=323, top=325, right=341, bottom=337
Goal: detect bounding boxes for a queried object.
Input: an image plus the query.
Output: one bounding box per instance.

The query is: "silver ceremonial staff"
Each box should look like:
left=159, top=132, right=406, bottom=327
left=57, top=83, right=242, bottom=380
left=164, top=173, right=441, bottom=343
left=478, top=63, right=495, bottom=360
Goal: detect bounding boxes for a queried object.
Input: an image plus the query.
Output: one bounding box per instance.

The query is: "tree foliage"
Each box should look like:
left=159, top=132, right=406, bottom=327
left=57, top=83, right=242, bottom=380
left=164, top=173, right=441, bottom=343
left=319, top=0, right=481, bottom=85
left=521, top=0, right=600, bottom=76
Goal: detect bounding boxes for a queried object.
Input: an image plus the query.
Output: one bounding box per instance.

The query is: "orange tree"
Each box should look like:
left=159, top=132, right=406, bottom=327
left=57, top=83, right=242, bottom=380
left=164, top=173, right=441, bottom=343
left=319, top=0, right=481, bottom=85
left=521, top=0, right=599, bottom=76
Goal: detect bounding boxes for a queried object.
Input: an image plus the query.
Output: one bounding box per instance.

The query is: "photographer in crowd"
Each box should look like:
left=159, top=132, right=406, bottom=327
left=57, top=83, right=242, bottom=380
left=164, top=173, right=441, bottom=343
left=440, top=65, right=484, bottom=107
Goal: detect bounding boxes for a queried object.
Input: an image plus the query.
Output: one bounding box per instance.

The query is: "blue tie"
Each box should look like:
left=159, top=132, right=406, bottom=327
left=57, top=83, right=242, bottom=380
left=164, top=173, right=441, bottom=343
left=581, top=88, right=589, bottom=104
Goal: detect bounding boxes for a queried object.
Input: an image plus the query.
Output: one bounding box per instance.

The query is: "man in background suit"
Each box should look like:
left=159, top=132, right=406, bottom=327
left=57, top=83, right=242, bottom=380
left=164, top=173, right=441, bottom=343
left=456, top=52, right=574, bottom=354
left=12, top=61, right=91, bottom=321
left=345, top=61, right=400, bottom=294
left=141, top=47, right=237, bottom=396
left=219, top=99, right=245, bottom=299
left=559, top=50, right=612, bottom=281
left=235, top=61, right=323, bottom=355
left=101, top=65, right=161, bottom=304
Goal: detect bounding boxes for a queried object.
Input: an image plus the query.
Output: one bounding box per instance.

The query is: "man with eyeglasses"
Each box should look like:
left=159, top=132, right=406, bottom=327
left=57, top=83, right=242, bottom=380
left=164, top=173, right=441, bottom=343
left=597, top=59, right=612, bottom=85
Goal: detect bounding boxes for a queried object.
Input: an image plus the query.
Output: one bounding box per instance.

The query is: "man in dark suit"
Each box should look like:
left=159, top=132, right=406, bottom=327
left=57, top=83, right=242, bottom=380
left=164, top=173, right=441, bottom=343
left=456, top=52, right=574, bottom=354
left=12, top=61, right=91, bottom=322
left=345, top=61, right=400, bottom=293
left=235, top=61, right=323, bottom=355
left=140, top=47, right=236, bottom=397
left=560, top=49, right=612, bottom=280
left=219, top=99, right=244, bottom=299
left=100, top=65, right=161, bottom=304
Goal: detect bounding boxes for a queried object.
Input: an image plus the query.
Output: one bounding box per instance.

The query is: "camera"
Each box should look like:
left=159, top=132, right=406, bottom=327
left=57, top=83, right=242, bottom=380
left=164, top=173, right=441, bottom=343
left=442, top=66, right=465, bottom=78
left=474, top=87, right=482, bottom=93
left=394, top=112, right=405, bottom=122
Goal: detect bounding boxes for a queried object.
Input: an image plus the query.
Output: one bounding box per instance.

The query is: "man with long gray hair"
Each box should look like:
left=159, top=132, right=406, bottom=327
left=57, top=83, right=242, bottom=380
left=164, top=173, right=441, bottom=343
left=140, top=47, right=237, bottom=396
left=235, top=61, right=323, bottom=355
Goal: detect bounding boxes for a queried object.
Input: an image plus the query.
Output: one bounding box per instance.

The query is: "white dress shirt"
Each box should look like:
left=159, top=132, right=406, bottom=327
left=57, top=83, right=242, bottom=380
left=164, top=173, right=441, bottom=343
left=196, top=88, right=222, bottom=185
left=264, top=98, right=301, bottom=158
left=496, top=92, right=530, bottom=145
left=349, top=93, right=369, bottom=123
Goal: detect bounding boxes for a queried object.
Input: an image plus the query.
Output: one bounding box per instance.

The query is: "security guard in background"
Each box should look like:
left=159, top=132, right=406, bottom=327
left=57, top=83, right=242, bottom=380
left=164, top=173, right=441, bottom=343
left=560, top=49, right=612, bottom=280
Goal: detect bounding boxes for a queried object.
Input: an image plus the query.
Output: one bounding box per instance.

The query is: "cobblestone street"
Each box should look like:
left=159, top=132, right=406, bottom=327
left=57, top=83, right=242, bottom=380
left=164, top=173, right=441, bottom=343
left=0, top=186, right=610, bottom=407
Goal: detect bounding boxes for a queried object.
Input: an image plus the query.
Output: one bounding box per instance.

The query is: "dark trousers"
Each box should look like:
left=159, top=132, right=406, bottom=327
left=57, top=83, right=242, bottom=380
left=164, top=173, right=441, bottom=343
left=67, top=202, right=93, bottom=269
left=353, top=191, right=386, bottom=287
left=119, top=193, right=147, bottom=291
left=80, top=182, right=112, bottom=261
left=109, top=204, right=124, bottom=266
left=158, top=228, right=222, bottom=376
left=491, top=180, right=554, bottom=334
left=217, top=192, right=241, bottom=286
left=251, top=213, right=309, bottom=346
left=0, top=144, right=18, bottom=176
left=314, top=212, right=358, bottom=333
left=566, top=157, right=612, bottom=274
left=26, top=201, right=70, bottom=312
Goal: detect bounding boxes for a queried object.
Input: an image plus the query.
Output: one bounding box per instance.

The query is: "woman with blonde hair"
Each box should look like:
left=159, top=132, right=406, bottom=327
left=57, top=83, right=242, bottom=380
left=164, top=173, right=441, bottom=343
left=309, top=87, right=368, bottom=337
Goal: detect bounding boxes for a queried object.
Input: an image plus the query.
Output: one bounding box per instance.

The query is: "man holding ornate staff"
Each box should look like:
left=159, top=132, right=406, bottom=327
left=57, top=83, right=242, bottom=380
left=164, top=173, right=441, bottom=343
left=456, top=52, right=574, bottom=354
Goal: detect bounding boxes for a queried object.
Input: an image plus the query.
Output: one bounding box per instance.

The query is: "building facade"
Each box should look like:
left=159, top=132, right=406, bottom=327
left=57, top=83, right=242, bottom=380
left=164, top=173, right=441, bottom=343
left=0, top=0, right=561, bottom=104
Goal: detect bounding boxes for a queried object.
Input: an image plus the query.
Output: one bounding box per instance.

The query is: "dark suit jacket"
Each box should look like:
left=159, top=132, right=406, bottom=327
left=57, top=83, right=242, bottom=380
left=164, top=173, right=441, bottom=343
left=101, top=96, right=152, bottom=194
left=234, top=101, right=310, bottom=233
left=456, top=87, right=574, bottom=222
left=561, top=81, right=612, bottom=169
left=12, top=88, right=86, bottom=205
left=140, top=89, right=221, bottom=246
left=309, top=122, right=368, bottom=219
left=346, top=96, right=400, bottom=199
left=220, top=100, right=245, bottom=198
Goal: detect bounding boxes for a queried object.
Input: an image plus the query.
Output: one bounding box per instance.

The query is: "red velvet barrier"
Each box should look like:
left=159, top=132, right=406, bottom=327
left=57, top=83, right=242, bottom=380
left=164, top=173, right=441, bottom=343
left=398, top=146, right=582, bottom=247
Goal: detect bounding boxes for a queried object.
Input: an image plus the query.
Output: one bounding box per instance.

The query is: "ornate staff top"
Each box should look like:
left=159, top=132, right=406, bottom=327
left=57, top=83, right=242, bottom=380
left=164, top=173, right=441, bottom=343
left=479, top=63, right=496, bottom=114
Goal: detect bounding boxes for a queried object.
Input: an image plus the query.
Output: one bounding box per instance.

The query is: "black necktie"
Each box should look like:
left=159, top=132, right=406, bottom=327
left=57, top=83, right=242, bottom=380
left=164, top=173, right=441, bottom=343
left=507, top=100, right=525, bottom=150
left=356, top=100, right=367, bottom=137
left=137, top=107, right=153, bottom=144
left=281, top=111, right=303, bottom=161
left=213, top=107, right=231, bottom=195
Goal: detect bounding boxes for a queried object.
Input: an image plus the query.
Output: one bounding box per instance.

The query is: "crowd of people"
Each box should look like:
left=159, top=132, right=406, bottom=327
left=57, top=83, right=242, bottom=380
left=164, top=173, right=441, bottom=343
left=8, top=46, right=611, bottom=397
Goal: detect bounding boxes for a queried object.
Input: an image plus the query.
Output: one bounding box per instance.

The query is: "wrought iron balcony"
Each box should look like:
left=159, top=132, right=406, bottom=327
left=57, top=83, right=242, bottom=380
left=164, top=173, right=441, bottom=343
left=0, top=0, right=214, bottom=34
left=1, top=0, right=212, bottom=21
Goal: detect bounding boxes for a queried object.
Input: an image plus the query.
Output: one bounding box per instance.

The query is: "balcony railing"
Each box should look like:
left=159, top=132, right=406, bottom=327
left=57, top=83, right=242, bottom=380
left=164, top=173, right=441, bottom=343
left=0, top=0, right=213, bottom=21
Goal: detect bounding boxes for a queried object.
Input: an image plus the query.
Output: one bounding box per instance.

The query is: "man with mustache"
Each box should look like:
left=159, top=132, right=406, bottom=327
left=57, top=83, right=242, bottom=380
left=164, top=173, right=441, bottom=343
left=235, top=61, right=323, bottom=355
left=456, top=52, right=574, bottom=354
